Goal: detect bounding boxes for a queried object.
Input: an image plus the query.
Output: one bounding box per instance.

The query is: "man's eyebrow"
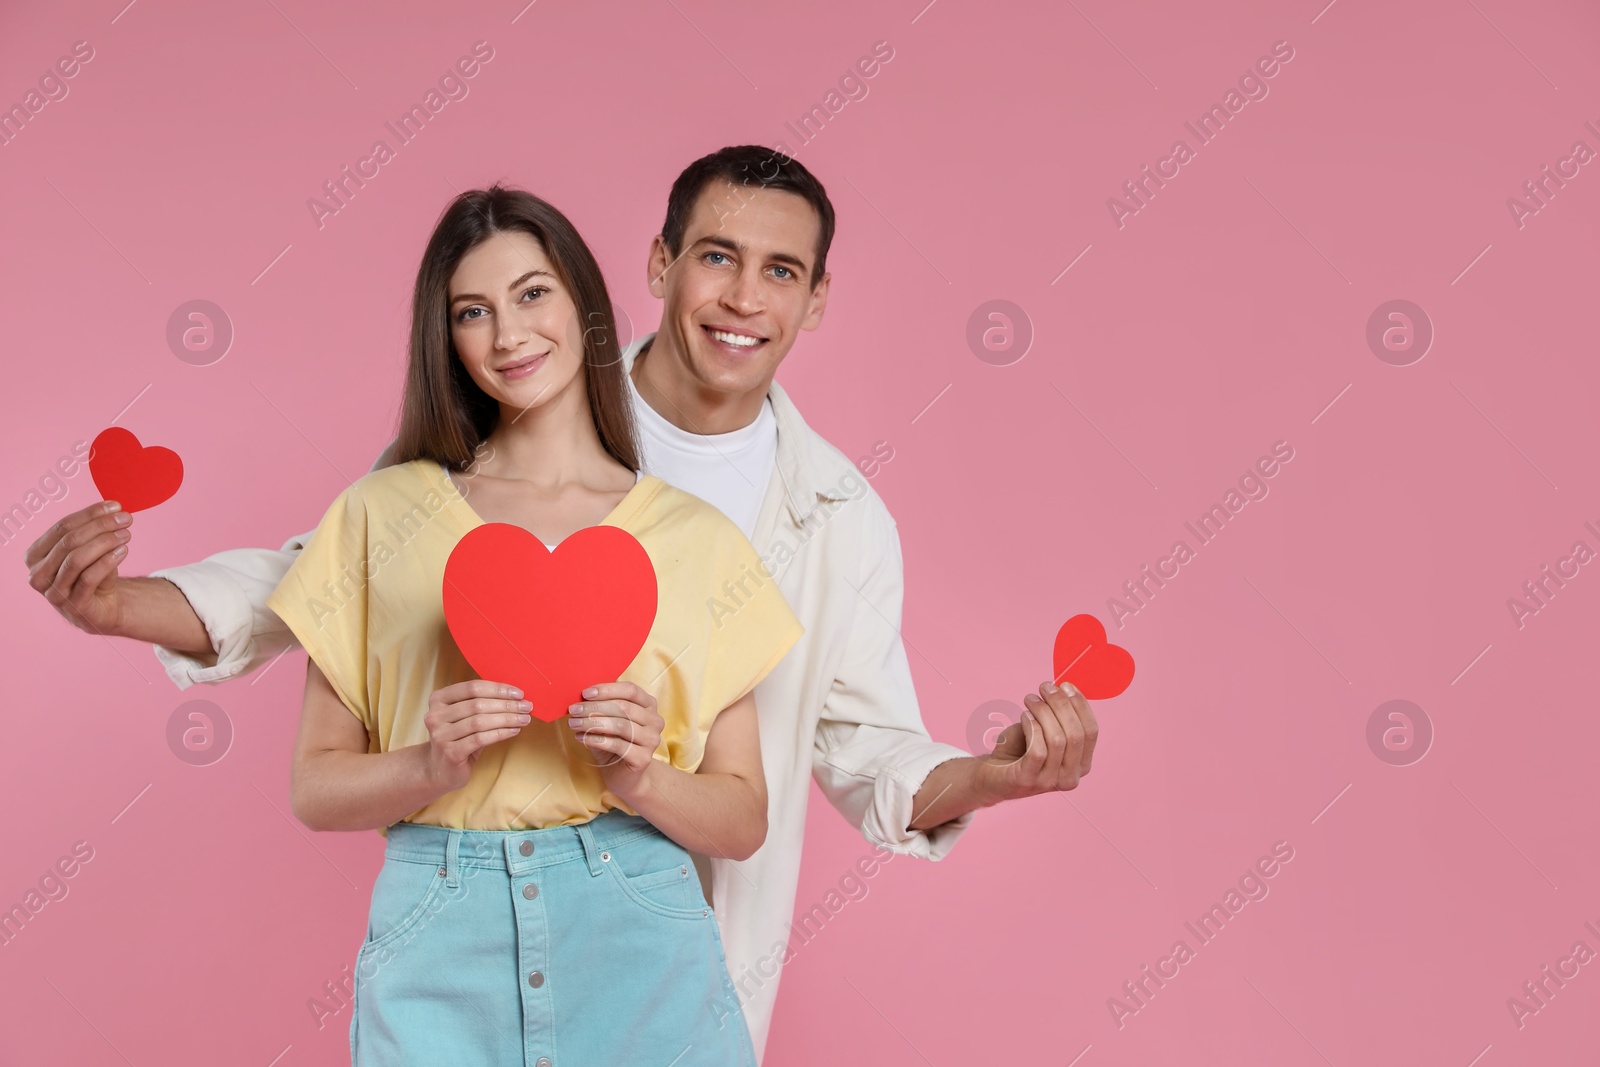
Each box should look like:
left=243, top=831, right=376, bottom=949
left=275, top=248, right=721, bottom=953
left=693, top=235, right=747, bottom=257
left=691, top=235, right=813, bottom=276
left=449, top=268, right=554, bottom=305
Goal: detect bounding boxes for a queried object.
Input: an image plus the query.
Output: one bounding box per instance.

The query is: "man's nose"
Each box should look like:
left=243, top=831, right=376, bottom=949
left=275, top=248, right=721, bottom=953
left=722, top=267, right=763, bottom=316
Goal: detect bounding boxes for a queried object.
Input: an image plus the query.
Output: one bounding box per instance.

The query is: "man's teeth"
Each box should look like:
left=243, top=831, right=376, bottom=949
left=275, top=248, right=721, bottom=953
left=709, top=329, right=761, bottom=348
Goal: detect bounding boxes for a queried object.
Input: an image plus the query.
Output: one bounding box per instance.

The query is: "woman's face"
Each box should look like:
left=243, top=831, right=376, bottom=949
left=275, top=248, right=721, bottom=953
left=449, top=230, right=586, bottom=419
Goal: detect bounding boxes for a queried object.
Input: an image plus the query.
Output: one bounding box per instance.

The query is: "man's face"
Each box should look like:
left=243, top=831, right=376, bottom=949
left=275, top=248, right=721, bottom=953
left=646, top=183, right=830, bottom=398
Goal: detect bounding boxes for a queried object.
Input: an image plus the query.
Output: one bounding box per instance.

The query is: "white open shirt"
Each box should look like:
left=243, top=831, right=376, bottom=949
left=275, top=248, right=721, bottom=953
left=150, top=336, right=975, bottom=1059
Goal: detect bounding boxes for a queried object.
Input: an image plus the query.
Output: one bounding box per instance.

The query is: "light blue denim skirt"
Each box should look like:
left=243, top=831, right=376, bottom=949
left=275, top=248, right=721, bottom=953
left=349, top=810, right=754, bottom=1067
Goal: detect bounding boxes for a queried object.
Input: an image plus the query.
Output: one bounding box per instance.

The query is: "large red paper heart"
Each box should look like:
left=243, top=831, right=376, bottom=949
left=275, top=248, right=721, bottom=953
left=442, top=522, right=658, bottom=722
left=1052, top=614, right=1135, bottom=700
left=88, top=427, right=184, bottom=512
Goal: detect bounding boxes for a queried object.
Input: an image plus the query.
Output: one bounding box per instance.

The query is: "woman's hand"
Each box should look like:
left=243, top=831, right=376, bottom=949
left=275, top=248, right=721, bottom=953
left=567, top=681, right=664, bottom=801
left=25, top=500, right=133, bottom=635
left=421, top=680, right=533, bottom=792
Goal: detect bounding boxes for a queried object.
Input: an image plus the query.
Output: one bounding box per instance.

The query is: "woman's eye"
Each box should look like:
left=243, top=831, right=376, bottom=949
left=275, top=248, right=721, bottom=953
left=457, top=307, right=485, bottom=322
left=522, top=286, right=546, bottom=301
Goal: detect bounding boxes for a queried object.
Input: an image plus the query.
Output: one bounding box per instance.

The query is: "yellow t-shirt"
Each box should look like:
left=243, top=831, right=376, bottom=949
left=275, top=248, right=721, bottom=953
left=265, top=459, right=803, bottom=831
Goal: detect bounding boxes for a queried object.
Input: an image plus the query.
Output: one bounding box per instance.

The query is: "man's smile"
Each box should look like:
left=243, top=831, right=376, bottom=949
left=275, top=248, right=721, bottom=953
left=702, top=324, right=768, bottom=354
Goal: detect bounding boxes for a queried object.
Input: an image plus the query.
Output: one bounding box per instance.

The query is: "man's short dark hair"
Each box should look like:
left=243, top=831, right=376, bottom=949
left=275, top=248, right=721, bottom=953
left=661, top=145, right=836, bottom=283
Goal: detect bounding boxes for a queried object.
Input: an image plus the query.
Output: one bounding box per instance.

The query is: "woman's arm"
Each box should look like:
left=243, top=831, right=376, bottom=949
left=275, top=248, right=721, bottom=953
left=290, top=661, right=535, bottom=831
left=570, top=682, right=767, bottom=861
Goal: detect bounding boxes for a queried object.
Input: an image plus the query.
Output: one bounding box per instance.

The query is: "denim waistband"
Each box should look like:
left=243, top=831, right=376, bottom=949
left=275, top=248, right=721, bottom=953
left=382, top=810, right=666, bottom=887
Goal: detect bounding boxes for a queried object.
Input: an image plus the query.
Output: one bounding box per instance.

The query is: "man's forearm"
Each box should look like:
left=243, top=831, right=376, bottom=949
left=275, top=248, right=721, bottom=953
left=112, top=576, right=216, bottom=663
left=908, top=756, right=1004, bottom=831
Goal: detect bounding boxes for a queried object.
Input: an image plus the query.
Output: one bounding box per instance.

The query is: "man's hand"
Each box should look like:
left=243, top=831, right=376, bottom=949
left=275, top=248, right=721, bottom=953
left=25, top=500, right=133, bottom=636
left=982, top=680, right=1099, bottom=799
left=905, top=681, right=1101, bottom=832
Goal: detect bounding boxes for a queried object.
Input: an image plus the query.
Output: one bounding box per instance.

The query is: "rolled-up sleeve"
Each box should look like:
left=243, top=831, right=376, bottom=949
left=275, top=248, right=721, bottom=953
left=146, top=441, right=399, bottom=690
left=811, top=504, right=975, bottom=860
left=148, top=534, right=313, bottom=689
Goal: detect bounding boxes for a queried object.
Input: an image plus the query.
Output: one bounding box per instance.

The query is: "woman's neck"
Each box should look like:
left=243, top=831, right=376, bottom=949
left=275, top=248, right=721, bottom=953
left=482, top=380, right=626, bottom=487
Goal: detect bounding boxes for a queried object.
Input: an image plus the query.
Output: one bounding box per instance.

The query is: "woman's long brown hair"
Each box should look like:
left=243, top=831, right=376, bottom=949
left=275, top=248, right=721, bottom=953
left=390, top=184, right=638, bottom=472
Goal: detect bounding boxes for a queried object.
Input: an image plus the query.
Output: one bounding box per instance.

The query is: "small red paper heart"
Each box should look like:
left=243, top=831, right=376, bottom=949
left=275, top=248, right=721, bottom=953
left=1052, top=614, right=1135, bottom=700
left=88, top=427, right=184, bottom=512
left=442, top=522, right=658, bottom=722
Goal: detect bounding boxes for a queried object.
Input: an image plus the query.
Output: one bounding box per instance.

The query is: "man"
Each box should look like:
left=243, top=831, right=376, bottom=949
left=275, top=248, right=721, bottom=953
left=26, top=146, right=1098, bottom=1059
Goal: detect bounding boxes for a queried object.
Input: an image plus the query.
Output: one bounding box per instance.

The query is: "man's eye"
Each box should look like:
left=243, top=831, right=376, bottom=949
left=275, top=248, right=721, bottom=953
left=771, top=266, right=793, bottom=280
left=705, top=252, right=730, bottom=265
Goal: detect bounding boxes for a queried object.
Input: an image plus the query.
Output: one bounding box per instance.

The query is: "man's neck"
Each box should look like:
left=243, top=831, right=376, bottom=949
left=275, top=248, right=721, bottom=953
left=630, top=332, right=771, bottom=436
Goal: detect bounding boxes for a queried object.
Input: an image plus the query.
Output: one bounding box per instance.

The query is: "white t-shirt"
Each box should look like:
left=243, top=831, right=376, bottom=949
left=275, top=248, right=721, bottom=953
left=628, top=368, right=777, bottom=541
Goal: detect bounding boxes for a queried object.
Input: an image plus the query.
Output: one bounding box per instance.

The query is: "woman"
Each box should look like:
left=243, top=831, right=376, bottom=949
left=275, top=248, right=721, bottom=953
left=264, top=185, right=802, bottom=1065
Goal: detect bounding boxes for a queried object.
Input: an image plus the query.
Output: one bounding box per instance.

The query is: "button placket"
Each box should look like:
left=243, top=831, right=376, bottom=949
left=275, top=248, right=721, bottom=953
left=514, top=849, right=551, bottom=1065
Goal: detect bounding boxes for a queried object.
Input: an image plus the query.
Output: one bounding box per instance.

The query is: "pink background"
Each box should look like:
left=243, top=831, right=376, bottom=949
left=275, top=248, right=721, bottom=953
left=3, top=0, right=1598, bottom=1063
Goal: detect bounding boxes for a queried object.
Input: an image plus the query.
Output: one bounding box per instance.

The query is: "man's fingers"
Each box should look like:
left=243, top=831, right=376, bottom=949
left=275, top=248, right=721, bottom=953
left=65, top=542, right=126, bottom=609
left=24, top=502, right=120, bottom=568
left=990, top=720, right=1028, bottom=762
left=47, top=529, right=128, bottom=602
left=32, top=512, right=128, bottom=594
left=1059, top=682, right=1099, bottom=777
left=1041, top=683, right=1086, bottom=781
left=1029, top=688, right=1083, bottom=789
left=1020, top=699, right=1050, bottom=773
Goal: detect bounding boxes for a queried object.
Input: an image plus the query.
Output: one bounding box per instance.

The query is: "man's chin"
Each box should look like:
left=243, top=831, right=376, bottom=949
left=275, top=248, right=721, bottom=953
left=686, top=343, right=783, bottom=395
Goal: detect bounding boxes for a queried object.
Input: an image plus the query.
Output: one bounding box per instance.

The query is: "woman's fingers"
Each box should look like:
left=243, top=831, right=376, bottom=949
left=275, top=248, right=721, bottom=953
left=425, top=680, right=532, bottom=755
left=577, top=681, right=653, bottom=708
left=447, top=725, right=526, bottom=761
left=432, top=678, right=524, bottom=708
left=568, top=715, right=642, bottom=741
left=568, top=687, right=660, bottom=772
left=567, top=696, right=653, bottom=725
left=571, top=725, right=651, bottom=771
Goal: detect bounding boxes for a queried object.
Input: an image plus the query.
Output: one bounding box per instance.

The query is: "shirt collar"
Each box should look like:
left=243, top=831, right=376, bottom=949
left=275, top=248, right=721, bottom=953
left=623, top=332, right=850, bottom=525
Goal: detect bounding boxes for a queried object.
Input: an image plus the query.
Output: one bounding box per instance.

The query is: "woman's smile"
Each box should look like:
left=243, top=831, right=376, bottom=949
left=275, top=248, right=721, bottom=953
left=497, top=350, right=549, bottom=379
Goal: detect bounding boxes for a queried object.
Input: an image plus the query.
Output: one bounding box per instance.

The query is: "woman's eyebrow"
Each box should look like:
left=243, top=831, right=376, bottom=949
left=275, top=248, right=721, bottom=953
left=450, top=268, right=555, bottom=305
